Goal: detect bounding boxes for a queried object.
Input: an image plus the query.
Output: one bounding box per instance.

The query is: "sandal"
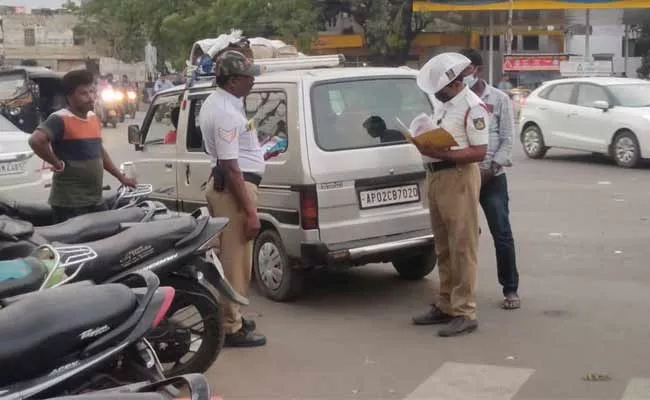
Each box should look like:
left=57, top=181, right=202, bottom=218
left=502, top=293, right=520, bottom=310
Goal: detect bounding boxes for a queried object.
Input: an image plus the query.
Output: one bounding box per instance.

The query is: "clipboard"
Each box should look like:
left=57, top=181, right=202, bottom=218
left=395, top=117, right=458, bottom=149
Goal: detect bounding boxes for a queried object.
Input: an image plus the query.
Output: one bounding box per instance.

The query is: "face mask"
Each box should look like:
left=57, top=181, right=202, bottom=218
left=435, top=90, right=453, bottom=103
left=463, top=74, right=478, bottom=88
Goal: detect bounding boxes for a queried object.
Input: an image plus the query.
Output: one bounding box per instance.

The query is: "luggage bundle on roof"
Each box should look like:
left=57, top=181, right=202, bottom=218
left=185, top=29, right=346, bottom=87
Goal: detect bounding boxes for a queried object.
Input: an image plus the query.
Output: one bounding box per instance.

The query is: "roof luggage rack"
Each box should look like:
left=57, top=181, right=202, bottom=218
left=185, top=53, right=346, bottom=89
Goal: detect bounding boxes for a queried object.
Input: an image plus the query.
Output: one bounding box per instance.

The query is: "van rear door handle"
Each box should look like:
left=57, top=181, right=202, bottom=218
left=164, top=163, right=173, bottom=168
left=567, top=112, right=578, bottom=118
left=185, top=164, right=191, bottom=185
left=538, top=106, right=548, bottom=111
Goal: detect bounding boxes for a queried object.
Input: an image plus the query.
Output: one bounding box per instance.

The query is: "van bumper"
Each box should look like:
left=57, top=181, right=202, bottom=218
left=300, top=230, right=434, bottom=267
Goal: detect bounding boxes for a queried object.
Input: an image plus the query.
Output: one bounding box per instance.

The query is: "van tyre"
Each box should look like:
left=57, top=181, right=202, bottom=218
left=392, top=252, right=436, bottom=280
left=147, top=276, right=224, bottom=377
left=253, top=229, right=304, bottom=302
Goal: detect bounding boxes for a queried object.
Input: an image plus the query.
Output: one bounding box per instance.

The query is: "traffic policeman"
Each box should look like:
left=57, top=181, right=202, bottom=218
left=411, top=52, right=490, bottom=337
left=198, top=50, right=266, bottom=347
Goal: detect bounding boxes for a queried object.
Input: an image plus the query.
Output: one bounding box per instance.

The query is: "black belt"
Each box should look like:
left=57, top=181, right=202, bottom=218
left=243, top=172, right=262, bottom=186
left=425, top=160, right=457, bottom=173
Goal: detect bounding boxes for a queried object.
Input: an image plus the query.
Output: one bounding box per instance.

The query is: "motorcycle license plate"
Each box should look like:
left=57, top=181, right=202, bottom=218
left=109, top=110, right=117, bottom=116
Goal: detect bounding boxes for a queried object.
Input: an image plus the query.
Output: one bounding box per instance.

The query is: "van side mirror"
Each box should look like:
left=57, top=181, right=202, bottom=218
left=593, top=100, right=611, bottom=111
left=128, top=124, right=144, bottom=150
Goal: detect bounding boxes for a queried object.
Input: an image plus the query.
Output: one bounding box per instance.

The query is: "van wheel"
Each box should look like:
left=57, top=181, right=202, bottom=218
left=392, top=252, right=436, bottom=280
left=253, top=230, right=304, bottom=302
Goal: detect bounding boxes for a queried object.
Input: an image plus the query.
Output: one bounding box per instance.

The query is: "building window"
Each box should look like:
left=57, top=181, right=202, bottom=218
left=479, top=35, right=500, bottom=51
left=24, top=28, right=35, bottom=46
left=522, top=35, right=539, bottom=51
left=73, top=26, right=86, bottom=46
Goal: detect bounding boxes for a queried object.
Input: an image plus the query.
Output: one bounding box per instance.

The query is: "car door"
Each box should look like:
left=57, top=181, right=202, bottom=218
left=539, top=82, right=580, bottom=148
left=175, top=90, right=213, bottom=212
left=130, top=91, right=182, bottom=209
left=569, top=83, right=616, bottom=153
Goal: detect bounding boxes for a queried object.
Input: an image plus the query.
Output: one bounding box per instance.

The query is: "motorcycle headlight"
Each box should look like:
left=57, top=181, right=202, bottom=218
left=127, top=91, right=137, bottom=100
left=101, top=90, right=114, bottom=101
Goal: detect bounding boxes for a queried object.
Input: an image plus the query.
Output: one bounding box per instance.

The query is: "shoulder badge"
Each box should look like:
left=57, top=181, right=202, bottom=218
left=473, top=117, right=486, bottom=130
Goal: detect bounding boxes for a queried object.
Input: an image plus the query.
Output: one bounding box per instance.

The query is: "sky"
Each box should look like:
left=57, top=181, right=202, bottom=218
left=0, top=0, right=75, bottom=8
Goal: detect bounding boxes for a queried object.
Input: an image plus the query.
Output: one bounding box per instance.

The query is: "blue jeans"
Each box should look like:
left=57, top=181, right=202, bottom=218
left=479, top=174, right=519, bottom=296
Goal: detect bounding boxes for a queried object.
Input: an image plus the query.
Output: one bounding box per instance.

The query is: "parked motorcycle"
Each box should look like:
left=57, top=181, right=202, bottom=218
left=0, top=184, right=155, bottom=227
left=45, top=373, right=216, bottom=400
left=0, top=208, right=246, bottom=377
left=0, top=270, right=175, bottom=399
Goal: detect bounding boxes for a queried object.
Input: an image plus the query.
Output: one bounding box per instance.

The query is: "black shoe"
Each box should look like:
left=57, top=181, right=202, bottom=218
left=224, top=328, right=267, bottom=348
left=242, top=317, right=256, bottom=332
left=412, top=306, right=453, bottom=325
left=438, top=316, right=478, bottom=337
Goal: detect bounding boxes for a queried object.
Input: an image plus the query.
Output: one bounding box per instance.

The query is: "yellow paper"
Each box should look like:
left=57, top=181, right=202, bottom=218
left=411, top=128, right=458, bottom=149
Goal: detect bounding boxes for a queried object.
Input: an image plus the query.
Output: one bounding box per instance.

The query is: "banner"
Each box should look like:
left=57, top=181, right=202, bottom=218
left=413, top=0, right=650, bottom=11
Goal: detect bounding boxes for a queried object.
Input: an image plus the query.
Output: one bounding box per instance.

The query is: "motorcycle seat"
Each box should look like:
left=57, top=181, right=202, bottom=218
left=67, top=216, right=198, bottom=282
left=0, top=283, right=137, bottom=385
left=0, top=197, right=52, bottom=226
left=36, top=207, right=147, bottom=244
left=49, top=395, right=168, bottom=400
left=0, top=257, right=47, bottom=299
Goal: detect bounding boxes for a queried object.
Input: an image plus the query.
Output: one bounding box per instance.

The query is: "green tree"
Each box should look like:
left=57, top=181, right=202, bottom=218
left=319, top=0, right=435, bottom=66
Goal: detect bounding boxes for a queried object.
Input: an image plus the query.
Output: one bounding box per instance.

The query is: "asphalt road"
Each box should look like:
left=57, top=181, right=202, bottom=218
left=59, top=119, right=650, bottom=399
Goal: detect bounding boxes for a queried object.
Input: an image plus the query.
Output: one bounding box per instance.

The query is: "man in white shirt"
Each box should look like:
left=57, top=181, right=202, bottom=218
left=460, top=48, right=520, bottom=310
left=411, top=53, right=490, bottom=337
left=198, top=50, right=266, bottom=347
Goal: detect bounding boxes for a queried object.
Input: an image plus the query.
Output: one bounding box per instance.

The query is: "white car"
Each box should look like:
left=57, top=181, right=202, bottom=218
left=0, top=114, right=52, bottom=195
left=520, top=77, right=650, bottom=168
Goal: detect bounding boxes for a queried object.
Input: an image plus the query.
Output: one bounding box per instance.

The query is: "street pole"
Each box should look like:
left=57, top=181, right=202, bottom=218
left=488, top=12, right=494, bottom=85
left=585, top=9, right=591, bottom=59
left=507, top=0, right=514, bottom=55
left=624, top=24, right=629, bottom=76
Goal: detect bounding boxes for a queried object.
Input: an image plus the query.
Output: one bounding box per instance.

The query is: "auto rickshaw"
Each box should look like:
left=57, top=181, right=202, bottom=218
left=0, top=67, right=65, bottom=134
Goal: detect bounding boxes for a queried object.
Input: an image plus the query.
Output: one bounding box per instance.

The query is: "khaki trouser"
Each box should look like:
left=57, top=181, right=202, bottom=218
left=205, top=178, right=259, bottom=334
left=426, top=163, right=481, bottom=320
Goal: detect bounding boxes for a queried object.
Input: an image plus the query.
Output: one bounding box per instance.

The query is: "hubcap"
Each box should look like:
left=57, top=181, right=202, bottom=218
left=616, top=137, right=636, bottom=164
left=258, top=242, right=283, bottom=291
left=523, top=129, right=541, bottom=155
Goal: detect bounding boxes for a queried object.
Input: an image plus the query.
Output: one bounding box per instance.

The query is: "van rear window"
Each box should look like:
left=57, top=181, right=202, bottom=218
left=311, top=77, right=433, bottom=151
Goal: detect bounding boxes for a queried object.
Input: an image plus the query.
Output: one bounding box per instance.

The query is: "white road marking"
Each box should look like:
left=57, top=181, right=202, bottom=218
left=403, top=362, right=534, bottom=400
left=622, top=378, right=650, bottom=400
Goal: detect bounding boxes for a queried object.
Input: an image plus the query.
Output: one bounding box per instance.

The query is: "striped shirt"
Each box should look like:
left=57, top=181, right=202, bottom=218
left=37, top=108, right=104, bottom=207
left=477, top=81, right=515, bottom=175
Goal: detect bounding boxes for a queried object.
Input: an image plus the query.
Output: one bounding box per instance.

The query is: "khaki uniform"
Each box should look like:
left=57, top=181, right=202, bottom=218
left=206, top=180, right=259, bottom=333
left=417, top=54, right=490, bottom=321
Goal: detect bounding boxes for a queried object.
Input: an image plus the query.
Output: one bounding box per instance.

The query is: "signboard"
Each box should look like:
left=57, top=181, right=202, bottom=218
left=413, top=0, right=650, bottom=11
left=503, top=55, right=568, bottom=72
left=560, top=60, right=612, bottom=76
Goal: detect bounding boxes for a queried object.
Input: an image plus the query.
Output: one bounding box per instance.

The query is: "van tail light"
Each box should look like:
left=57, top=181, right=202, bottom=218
left=299, top=188, right=319, bottom=230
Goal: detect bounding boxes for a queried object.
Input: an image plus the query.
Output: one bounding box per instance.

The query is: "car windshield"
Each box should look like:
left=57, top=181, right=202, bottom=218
left=0, top=114, right=19, bottom=131
left=311, top=77, right=433, bottom=151
left=608, top=84, right=650, bottom=107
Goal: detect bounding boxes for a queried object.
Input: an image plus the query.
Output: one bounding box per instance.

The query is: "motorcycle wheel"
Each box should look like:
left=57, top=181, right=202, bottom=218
left=146, top=276, right=225, bottom=377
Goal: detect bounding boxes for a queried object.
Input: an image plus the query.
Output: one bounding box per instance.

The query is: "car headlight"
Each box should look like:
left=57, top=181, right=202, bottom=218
left=127, top=91, right=137, bottom=100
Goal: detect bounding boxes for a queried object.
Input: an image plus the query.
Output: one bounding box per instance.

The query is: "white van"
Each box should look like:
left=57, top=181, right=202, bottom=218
left=123, top=56, right=436, bottom=301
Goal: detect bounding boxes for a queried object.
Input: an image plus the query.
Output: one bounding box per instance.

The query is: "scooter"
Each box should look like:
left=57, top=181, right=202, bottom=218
left=0, top=184, right=155, bottom=227
left=97, top=88, right=123, bottom=128
left=0, top=208, right=247, bottom=378
left=0, top=270, right=176, bottom=399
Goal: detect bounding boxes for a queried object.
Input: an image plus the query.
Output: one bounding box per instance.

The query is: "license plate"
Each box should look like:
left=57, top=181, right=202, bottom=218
left=0, top=160, right=26, bottom=176
left=359, top=184, right=420, bottom=209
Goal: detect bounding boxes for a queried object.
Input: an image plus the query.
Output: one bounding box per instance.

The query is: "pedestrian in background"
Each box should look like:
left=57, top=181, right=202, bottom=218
left=411, top=53, right=489, bottom=337
left=459, top=48, right=520, bottom=310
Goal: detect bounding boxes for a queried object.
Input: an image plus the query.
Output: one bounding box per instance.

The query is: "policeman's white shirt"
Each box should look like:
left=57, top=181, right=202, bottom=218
left=422, top=85, right=490, bottom=163
left=198, top=87, right=266, bottom=176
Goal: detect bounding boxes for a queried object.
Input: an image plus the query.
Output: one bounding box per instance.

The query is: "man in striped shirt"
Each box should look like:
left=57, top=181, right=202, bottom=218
left=459, top=48, right=521, bottom=310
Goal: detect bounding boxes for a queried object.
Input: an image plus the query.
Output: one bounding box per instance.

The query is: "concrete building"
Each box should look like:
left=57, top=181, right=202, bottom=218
left=0, top=6, right=98, bottom=71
